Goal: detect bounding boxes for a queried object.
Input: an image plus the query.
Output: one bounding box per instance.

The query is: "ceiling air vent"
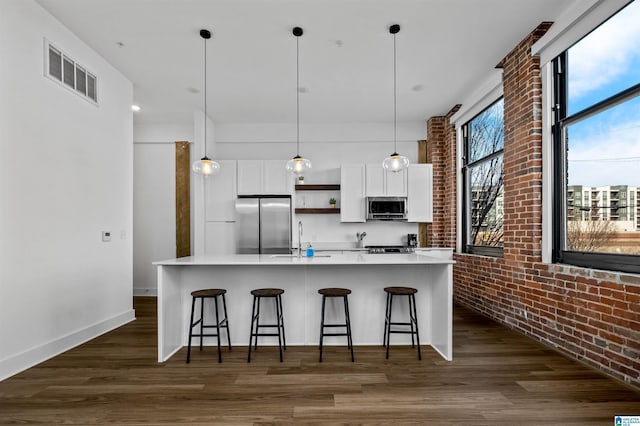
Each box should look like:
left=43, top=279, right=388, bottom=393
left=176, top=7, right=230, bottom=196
left=45, top=39, right=98, bottom=105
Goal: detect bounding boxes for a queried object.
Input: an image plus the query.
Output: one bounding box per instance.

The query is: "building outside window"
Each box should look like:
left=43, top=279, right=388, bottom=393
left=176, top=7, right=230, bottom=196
left=553, top=0, right=640, bottom=273
left=462, top=98, right=504, bottom=256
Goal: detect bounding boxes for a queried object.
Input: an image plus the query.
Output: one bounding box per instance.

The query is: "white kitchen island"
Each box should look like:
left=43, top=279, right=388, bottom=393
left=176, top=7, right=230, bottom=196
left=154, top=251, right=454, bottom=362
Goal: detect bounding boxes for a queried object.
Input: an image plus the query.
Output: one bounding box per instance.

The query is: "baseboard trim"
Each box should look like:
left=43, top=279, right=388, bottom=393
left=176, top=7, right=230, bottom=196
left=0, top=309, right=136, bottom=382
left=133, top=288, right=157, bottom=297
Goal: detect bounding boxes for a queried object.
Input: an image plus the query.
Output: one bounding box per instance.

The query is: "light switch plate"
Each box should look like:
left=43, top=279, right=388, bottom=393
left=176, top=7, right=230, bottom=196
left=102, top=231, right=111, bottom=242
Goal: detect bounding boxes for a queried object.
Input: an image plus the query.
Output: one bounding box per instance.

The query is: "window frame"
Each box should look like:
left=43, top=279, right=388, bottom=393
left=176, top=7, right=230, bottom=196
left=552, top=52, right=640, bottom=274
left=461, top=97, right=505, bottom=257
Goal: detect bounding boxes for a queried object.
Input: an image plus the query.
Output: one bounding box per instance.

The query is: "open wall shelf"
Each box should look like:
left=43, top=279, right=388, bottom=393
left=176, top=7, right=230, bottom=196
left=295, top=184, right=340, bottom=191
left=295, top=208, right=340, bottom=214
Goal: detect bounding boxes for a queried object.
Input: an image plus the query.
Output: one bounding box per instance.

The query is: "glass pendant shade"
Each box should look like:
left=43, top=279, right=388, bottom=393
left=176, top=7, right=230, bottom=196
left=192, top=156, right=220, bottom=176
left=382, top=152, right=410, bottom=173
left=286, top=155, right=311, bottom=175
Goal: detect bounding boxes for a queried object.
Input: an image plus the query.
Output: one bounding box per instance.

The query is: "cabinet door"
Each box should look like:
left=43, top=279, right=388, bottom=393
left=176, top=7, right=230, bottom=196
left=365, top=164, right=385, bottom=196
left=237, top=160, right=263, bottom=195
left=407, top=164, right=433, bottom=222
left=341, top=164, right=366, bottom=222
left=263, top=160, right=291, bottom=194
left=385, top=168, right=407, bottom=196
left=205, top=160, right=237, bottom=221
left=205, top=221, right=236, bottom=255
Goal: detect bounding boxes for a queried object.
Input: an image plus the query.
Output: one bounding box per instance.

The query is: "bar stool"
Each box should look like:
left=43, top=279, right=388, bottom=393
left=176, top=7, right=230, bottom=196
left=318, top=288, right=354, bottom=362
left=383, top=286, right=421, bottom=360
left=247, top=288, right=286, bottom=362
left=187, top=289, right=231, bottom=363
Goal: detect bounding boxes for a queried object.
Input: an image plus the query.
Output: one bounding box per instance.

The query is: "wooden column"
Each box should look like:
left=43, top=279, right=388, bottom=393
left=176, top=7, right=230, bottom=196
left=175, top=141, right=191, bottom=258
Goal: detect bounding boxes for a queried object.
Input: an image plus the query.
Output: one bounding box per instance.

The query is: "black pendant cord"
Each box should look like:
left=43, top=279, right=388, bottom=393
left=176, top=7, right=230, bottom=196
left=296, top=34, right=300, bottom=157
left=199, top=29, right=212, bottom=161
left=393, top=30, right=397, bottom=154
left=203, top=33, right=207, bottom=159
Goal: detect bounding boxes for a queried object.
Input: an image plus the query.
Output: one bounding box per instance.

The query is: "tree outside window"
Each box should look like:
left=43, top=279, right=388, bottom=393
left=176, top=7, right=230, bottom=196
left=463, top=98, right=504, bottom=255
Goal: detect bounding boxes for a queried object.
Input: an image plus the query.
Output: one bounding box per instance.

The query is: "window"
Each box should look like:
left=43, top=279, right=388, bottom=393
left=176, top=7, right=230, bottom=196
left=552, top=0, right=640, bottom=274
left=45, top=40, right=98, bottom=104
left=462, top=98, right=504, bottom=257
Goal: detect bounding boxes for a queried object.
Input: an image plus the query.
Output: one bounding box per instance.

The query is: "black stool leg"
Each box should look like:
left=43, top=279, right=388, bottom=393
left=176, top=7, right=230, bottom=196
left=344, top=295, right=354, bottom=362
left=199, top=296, right=205, bottom=351
left=222, top=293, right=232, bottom=350
left=408, top=296, right=416, bottom=349
left=253, top=296, right=262, bottom=351
left=247, top=295, right=257, bottom=362
left=319, top=295, right=326, bottom=362
left=187, top=296, right=197, bottom=363
left=411, top=294, right=422, bottom=360
left=278, top=294, right=286, bottom=350
left=383, top=292, right=391, bottom=347
left=275, top=295, right=283, bottom=362
left=385, top=294, right=393, bottom=359
left=214, top=295, right=222, bottom=363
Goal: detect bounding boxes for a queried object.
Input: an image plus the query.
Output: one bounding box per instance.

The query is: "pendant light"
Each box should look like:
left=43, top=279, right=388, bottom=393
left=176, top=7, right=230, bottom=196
left=192, top=29, right=220, bottom=177
left=285, top=26, right=312, bottom=175
left=382, top=24, right=409, bottom=173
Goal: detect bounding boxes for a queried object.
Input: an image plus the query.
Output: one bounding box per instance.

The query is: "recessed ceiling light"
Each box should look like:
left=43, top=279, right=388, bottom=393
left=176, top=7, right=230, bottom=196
left=131, top=104, right=141, bottom=112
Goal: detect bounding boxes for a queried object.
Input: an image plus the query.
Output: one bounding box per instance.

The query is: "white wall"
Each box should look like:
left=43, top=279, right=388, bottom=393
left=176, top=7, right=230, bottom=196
left=0, top=0, right=134, bottom=380
left=132, top=123, right=192, bottom=295
left=132, top=117, right=427, bottom=265
left=133, top=143, right=176, bottom=295
left=216, top=122, right=424, bottom=247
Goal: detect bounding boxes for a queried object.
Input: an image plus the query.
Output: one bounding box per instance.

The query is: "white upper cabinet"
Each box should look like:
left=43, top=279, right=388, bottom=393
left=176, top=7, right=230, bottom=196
left=236, top=160, right=262, bottom=195
left=263, top=160, right=290, bottom=194
left=365, top=164, right=407, bottom=197
left=237, top=160, right=291, bottom=195
left=205, top=159, right=237, bottom=222
left=340, top=164, right=366, bottom=222
left=407, top=164, right=433, bottom=223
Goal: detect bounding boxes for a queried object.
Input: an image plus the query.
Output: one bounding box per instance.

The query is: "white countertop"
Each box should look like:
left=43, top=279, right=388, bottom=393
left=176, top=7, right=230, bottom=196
left=153, top=252, right=454, bottom=266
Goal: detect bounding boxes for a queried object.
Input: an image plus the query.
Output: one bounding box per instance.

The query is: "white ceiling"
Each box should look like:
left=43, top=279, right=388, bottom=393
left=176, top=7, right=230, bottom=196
left=36, top=0, right=574, bottom=125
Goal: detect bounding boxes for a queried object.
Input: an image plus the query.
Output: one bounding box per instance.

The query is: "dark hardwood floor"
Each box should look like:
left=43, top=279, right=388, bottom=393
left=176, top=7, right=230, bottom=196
left=0, top=297, right=638, bottom=425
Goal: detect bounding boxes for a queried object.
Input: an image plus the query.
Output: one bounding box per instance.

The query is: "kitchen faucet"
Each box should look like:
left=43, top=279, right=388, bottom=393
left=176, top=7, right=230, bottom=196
left=356, top=231, right=367, bottom=248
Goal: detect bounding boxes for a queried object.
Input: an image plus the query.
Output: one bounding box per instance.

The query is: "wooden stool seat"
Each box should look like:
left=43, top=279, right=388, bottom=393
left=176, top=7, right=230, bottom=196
left=187, top=288, right=231, bottom=364
left=318, top=288, right=351, bottom=297
left=384, top=286, right=417, bottom=296
left=251, top=288, right=284, bottom=297
left=318, top=287, right=354, bottom=362
left=192, top=289, right=226, bottom=298
left=383, top=286, right=421, bottom=360
left=248, top=288, right=286, bottom=362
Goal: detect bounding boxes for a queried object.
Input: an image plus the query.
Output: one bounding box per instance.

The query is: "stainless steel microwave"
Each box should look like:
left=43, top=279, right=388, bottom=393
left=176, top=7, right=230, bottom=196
left=366, top=196, right=407, bottom=221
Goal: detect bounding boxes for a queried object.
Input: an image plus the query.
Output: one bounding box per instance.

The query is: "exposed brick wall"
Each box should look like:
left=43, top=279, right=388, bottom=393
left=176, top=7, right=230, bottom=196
left=421, top=106, right=459, bottom=248
left=427, top=23, right=640, bottom=388
left=455, top=257, right=640, bottom=387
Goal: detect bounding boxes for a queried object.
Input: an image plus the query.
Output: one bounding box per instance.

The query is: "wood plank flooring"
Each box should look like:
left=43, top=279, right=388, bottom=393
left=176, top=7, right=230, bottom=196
left=1, top=297, right=638, bottom=425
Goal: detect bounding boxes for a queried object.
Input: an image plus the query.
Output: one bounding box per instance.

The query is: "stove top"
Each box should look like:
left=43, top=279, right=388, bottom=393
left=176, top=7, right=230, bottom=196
left=367, top=245, right=415, bottom=254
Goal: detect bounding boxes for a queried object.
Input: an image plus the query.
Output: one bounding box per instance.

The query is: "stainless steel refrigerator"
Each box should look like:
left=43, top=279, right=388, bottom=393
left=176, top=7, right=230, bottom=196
left=235, top=196, right=292, bottom=254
